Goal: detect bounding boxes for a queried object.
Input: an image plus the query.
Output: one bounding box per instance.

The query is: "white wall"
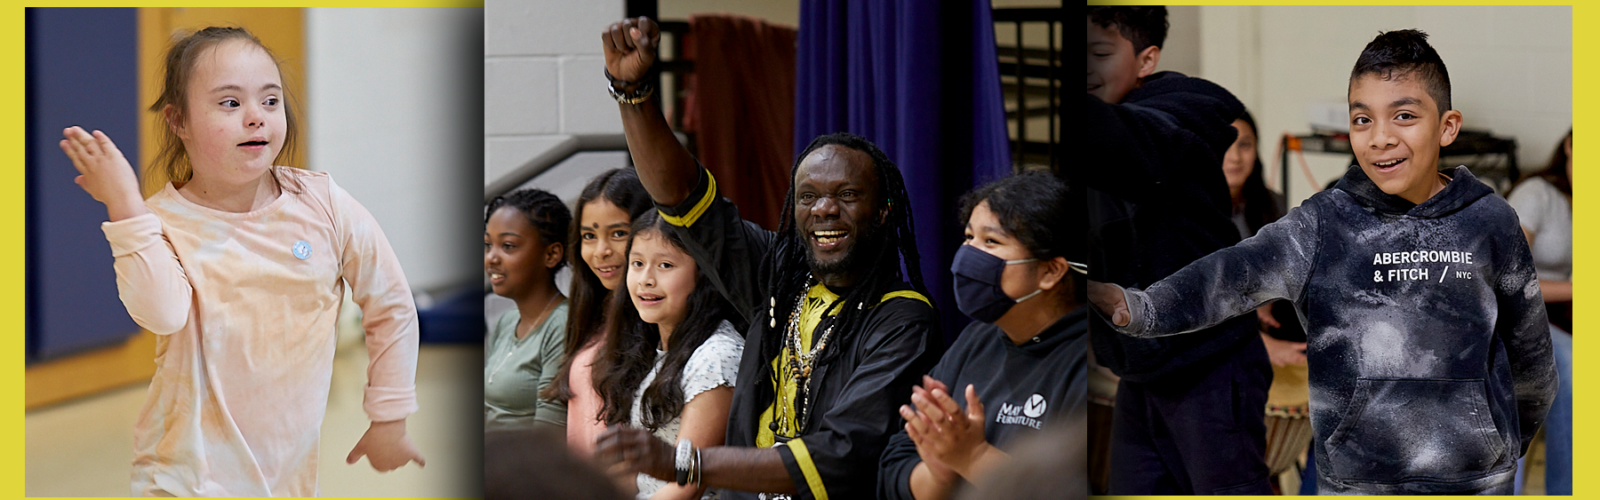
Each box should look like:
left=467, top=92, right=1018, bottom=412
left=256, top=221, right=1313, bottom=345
left=1196, top=6, right=1571, bottom=208
left=1159, top=5, right=1201, bottom=77
left=306, top=8, right=484, bottom=292
left=484, top=0, right=626, bottom=187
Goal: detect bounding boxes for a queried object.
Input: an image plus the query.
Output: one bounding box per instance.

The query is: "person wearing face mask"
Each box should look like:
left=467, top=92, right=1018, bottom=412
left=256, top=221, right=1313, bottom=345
left=877, top=171, right=1088, bottom=500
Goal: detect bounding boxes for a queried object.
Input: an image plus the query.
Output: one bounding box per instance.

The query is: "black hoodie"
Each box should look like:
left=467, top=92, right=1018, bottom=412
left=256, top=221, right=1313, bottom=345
left=876, top=307, right=1088, bottom=500
left=1077, top=71, right=1259, bottom=381
left=1113, top=166, right=1558, bottom=494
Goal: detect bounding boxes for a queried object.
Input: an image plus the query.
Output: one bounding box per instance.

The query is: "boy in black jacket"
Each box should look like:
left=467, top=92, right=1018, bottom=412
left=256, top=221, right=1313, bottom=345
left=1080, top=6, right=1274, bottom=494
left=1091, top=29, right=1557, bottom=494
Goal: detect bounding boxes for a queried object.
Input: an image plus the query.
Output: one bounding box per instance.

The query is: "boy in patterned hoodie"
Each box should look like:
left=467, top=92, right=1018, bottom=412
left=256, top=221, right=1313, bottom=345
left=1090, top=29, right=1557, bottom=494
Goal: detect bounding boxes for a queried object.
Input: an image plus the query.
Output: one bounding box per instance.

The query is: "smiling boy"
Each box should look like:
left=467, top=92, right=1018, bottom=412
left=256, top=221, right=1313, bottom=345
left=1089, top=29, right=1557, bottom=494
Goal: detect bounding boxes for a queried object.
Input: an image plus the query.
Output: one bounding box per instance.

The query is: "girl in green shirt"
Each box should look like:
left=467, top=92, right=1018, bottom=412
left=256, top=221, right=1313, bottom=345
left=484, top=188, right=573, bottom=430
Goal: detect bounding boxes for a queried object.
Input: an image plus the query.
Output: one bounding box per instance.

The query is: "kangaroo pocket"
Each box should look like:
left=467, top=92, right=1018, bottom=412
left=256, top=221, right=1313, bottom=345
left=1324, top=378, right=1506, bottom=483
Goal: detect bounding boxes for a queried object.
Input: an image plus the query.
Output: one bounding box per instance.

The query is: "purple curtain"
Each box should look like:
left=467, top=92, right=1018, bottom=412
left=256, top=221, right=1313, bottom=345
left=794, top=0, right=1012, bottom=342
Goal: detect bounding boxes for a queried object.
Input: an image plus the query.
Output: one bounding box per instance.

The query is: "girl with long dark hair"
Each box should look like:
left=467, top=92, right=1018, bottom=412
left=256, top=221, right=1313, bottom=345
left=594, top=210, right=744, bottom=500
left=539, top=168, right=655, bottom=456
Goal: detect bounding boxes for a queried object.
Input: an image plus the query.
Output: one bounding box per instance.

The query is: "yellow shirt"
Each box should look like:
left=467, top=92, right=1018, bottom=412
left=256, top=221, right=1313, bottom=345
left=757, top=283, right=838, bottom=446
left=755, top=285, right=930, bottom=446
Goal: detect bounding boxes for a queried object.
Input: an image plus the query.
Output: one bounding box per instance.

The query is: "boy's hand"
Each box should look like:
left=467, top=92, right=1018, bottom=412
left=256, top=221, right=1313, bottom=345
left=1087, top=280, right=1130, bottom=327
left=602, top=17, right=660, bottom=84
left=347, top=419, right=426, bottom=472
left=59, top=126, right=147, bottom=221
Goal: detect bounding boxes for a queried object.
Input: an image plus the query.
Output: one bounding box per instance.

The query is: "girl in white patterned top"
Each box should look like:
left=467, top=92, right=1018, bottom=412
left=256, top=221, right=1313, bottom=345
left=594, top=210, right=744, bottom=500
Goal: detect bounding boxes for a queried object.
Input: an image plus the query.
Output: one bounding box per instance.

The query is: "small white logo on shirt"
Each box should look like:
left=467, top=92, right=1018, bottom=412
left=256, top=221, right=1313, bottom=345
left=997, top=393, right=1047, bottom=429
left=1023, top=394, right=1047, bottom=418
left=292, top=240, right=312, bottom=260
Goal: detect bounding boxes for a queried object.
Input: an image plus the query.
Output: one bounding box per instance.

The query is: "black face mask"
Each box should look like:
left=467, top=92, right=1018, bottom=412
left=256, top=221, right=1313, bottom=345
left=950, top=244, right=1041, bottom=323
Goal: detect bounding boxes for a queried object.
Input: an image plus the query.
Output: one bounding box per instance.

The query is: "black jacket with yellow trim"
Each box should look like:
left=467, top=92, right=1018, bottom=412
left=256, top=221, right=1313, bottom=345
left=656, top=167, right=943, bottom=500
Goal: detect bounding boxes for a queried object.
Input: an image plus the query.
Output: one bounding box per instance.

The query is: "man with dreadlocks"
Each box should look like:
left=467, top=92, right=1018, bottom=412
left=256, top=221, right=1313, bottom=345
left=593, top=17, right=943, bottom=500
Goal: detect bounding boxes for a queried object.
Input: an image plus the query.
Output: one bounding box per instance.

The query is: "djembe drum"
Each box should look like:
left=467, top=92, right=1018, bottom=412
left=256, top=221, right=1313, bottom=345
left=1263, top=361, right=1313, bottom=476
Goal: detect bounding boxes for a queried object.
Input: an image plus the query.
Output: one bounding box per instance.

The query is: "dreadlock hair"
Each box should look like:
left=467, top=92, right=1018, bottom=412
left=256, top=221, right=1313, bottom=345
left=593, top=210, right=741, bottom=431
left=485, top=188, right=572, bottom=272
left=750, top=132, right=928, bottom=423
left=541, top=169, right=654, bottom=404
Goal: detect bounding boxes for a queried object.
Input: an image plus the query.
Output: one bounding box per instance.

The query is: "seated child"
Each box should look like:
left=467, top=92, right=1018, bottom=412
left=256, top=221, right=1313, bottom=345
left=593, top=210, right=744, bottom=500
left=1089, top=29, right=1557, bottom=495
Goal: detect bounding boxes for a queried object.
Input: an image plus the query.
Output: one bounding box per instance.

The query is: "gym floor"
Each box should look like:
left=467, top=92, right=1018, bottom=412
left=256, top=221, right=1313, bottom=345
left=25, top=344, right=483, bottom=497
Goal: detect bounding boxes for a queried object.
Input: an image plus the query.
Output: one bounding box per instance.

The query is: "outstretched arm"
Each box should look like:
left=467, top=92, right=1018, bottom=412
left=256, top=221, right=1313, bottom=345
left=604, top=17, right=698, bottom=207
left=1092, top=202, right=1321, bottom=337
left=66, top=126, right=192, bottom=334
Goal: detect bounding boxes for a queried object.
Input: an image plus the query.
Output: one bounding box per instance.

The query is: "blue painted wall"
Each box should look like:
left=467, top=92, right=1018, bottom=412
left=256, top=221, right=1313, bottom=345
left=27, top=8, right=142, bottom=361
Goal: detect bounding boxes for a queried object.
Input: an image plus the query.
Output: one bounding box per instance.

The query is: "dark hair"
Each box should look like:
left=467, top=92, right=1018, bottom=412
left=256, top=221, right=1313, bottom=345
left=1523, top=128, right=1573, bottom=197
left=1233, top=109, right=1285, bottom=234
left=1349, top=29, right=1451, bottom=114
left=485, top=188, right=572, bottom=272
left=148, top=27, right=300, bottom=194
left=593, top=210, right=740, bottom=431
left=1087, top=7, right=1168, bottom=54
left=750, top=132, right=929, bottom=424
left=958, top=171, right=1083, bottom=305
left=957, top=171, right=1074, bottom=261
left=541, top=169, right=654, bottom=404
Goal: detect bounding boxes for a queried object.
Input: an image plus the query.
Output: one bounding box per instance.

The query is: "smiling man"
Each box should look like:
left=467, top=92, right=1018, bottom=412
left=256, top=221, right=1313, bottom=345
left=591, top=17, right=943, bottom=500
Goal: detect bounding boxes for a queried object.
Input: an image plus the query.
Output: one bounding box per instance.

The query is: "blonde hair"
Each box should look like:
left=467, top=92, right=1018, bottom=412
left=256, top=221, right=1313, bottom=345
left=146, top=26, right=299, bottom=193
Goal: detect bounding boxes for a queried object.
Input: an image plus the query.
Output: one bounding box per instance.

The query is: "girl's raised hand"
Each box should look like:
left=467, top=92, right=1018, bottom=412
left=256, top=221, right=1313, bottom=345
left=59, top=126, right=147, bottom=221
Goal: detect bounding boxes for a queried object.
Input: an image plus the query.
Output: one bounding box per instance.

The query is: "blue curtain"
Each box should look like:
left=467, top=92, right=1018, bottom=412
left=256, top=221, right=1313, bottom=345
left=794, top=0, right=1012, bottom=343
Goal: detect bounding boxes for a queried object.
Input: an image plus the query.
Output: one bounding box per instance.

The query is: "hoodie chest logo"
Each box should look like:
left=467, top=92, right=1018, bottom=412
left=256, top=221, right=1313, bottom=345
left=996, top=393, right=1047, bottom=429
left=1370, top=250, right=1474, bottom=283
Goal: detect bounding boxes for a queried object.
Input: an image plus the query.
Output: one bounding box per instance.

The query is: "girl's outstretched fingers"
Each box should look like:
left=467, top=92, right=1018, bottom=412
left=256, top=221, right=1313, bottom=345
left=60, top=126, right=147, bottom=221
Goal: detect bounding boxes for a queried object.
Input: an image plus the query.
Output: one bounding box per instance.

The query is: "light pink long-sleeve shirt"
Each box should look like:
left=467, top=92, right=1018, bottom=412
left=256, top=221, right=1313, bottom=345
left=102, top=167, right=419, bottom=496
left=565, top=339, right=605, bottom=457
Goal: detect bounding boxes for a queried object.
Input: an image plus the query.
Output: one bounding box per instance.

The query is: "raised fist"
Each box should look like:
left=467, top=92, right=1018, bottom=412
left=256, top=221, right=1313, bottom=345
left=602, top=17, right=661, bottom=84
